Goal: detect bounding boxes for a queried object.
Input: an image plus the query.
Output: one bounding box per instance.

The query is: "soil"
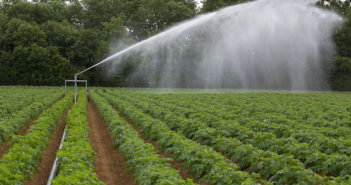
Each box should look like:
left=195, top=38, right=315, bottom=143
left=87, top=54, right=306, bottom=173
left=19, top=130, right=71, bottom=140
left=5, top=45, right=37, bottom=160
left=117, top=112, right=209, bottom=185
left=18, top=117, right=37, bottom=135
left=24, top=107, right=70, bottom=185
left=88, top=100, right=136, bottom=185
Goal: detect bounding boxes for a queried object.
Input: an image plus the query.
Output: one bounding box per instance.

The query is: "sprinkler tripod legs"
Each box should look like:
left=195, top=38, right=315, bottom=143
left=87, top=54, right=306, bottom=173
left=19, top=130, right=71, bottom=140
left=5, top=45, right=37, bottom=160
left=74, top=75, right=77, bottom=104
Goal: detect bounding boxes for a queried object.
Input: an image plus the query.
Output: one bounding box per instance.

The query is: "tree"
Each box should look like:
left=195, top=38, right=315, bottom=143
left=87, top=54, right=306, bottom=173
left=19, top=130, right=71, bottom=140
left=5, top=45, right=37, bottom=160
left=149, top=0, right=195, bottom=30
left=321, top=0, right=351, bottom=90
left=41, top=20, right=79, bottom=59
left=0, top=11, right=8, bottom=49
left=202, top=0, right=252, bottom=13
left=11, top=44, right=73, bottom=85
left=0, top=51, right=12, bottom=85
left=67, top=0, right=85, bottom=26
left=69, top=29, right=107, bottom=68
left=102, top=16, right=127, bottom=42
left=0, top=0, right=199, bottom=86
left=12, top=21, right=47, bottom=47
left=116, top=0, right=196, bottom=39
left=5, top=1, right=68, bottom=24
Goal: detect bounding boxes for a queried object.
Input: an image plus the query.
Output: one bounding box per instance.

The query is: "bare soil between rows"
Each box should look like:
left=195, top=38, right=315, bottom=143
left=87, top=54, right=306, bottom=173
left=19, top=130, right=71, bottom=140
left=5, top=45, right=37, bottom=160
left=24, top=106, right=70, bottom=185
left=116, top=112, right=209, bottom=185
left=88, top=100, right=136, bottom=185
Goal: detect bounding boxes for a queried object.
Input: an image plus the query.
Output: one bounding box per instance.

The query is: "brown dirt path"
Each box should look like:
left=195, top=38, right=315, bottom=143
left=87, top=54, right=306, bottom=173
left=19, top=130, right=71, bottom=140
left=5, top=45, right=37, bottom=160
left=88, top=100, right=136, bottom=185
left=25, top=107, right=70, bottom=185
left=116, top=112, right=209, bottom=185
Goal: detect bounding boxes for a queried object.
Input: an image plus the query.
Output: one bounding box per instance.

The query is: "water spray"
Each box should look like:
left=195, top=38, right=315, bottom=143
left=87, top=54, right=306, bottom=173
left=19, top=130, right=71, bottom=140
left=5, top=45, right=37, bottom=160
left=71, top=0, right=342, bottom=90
left=55, top=0, right=343, bottom=183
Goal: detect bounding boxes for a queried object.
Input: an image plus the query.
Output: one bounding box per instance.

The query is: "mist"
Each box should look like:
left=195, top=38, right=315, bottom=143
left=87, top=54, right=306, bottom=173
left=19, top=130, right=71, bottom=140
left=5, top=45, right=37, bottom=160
left=98, top=0, right=343, bottom=90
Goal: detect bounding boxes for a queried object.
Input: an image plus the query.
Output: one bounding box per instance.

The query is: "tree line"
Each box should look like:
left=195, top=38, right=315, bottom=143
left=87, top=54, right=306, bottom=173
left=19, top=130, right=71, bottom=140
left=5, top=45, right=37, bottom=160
left=322, top=0, right=351, bottom=91
left=0, top=0, right=350, bottom=90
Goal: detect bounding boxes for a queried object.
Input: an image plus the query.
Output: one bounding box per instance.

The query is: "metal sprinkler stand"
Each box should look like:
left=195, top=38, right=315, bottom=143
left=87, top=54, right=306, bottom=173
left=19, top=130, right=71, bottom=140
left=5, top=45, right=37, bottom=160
left=64, top=75, right=88, bottom=104
left=47, top=76, right=88, bottom=185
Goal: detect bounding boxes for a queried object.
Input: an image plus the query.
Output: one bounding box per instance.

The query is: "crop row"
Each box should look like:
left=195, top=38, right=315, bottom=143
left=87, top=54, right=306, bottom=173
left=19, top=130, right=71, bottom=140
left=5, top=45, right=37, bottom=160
left=154, top=91, right=351, bottom=129
left=0, top=87, right=56, bottom=118
left=124, top=90, right=351, bottom=138
left=208, top=93, right=351, bottom=129
left=180, top=94, right=351, bottom=155
left=143, top=92, right=351, bottom=138
left=52, top=90, right=104, bottom=185
left=102, top=90, right=324, bottom=184
left=115, top=90, right=351, bottom=157
left=0, top=90, right=63, bottom=144
left=118, top=89, right=351, bottom=139
left=0, top=92, right=73, bottom=185
left=191, top=94, right=351, bottom=140
left=117, top=89, right=351, bottom=172
left=107, top=89, right=351, bottom=183
left=89, top=90, right=196, bottom=185
left=95, top=89, right=266, bottom=185
left=113, top=90, right=351, bottom=178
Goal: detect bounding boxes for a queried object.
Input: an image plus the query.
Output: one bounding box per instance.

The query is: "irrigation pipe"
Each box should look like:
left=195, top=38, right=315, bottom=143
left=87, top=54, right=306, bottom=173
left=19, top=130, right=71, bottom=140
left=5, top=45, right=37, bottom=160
left=46, top=124, right=67, bottom=185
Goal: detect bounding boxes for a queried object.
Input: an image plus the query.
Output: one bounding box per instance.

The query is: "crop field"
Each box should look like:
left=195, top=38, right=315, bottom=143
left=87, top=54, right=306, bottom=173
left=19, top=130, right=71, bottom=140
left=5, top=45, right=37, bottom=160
left=0, top=86, right=351, bottom=185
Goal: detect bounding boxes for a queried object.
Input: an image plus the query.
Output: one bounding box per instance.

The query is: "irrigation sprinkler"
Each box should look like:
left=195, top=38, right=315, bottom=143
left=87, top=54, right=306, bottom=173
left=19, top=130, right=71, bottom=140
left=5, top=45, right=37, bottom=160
left=49, top=75, right=88, bottom=184
left=64, top=75, right=87, bottom=104
left=46, top=123, right=67, bottom=185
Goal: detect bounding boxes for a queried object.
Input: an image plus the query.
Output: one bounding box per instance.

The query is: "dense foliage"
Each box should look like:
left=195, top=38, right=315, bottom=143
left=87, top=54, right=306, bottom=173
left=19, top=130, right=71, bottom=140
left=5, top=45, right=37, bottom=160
left=0, top=90, right=73, bottom=185
left=52, top=90, right=104, bottom=184
left=201, top=0, right=252, bottom=13
left=90, top=89, right=196, bottom=185
left=322, top=0, right=351, bottom=90
left=94, top=88, right=268, bottom=184
left=0, top=0, right=350, bottom=90
left=1, top=86, right=351, bottom=183
left=0, top=87, right=60, bottom=118
left=0, top=0, right=196, bottom=86
left=96, top=88, right=351, bottom=184
left=0, top=87, right=62, bottom=144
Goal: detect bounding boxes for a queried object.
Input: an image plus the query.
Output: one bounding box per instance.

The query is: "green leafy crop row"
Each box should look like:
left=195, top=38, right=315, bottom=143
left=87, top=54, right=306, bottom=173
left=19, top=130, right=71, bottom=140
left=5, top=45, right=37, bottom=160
left=115, top=90, right=351, bottom=178
left=0, top=87, right=54, bottom=118
left=96, top=89, right=263, bottom=185
left=0, top=91, right=73, bottom=185
left=89, top=90, right=195, bottom=185
left=166, top=94, right=351, bottom=155
left=120, top=89, right=351, bottom=136
left=117, top=89, right=351, bottom=154
left=0, top=88, right=63, bottom=144
left=106, top=88, right=351, bottom=184
left=104, top=90, right=322, bottom=185
left=52, top=90, right=104, bottom=185
left=143, top=92, right=351, bottom=144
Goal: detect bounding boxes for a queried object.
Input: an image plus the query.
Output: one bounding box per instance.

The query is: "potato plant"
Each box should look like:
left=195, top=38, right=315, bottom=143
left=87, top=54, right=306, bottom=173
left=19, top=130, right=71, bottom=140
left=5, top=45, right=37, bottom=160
left=0, top=91, right=73, bottom=185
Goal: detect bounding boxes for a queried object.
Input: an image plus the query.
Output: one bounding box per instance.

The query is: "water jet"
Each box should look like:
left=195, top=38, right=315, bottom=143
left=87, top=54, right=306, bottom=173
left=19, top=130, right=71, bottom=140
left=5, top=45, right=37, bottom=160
left=75, top=0, right=343, bottom=90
